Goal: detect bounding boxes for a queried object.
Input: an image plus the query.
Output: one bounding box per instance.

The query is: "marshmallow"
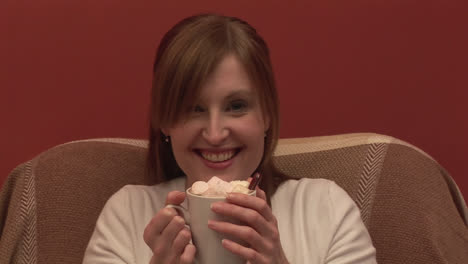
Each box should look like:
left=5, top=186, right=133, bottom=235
left=231, top=184, right=250, bottom=194
left=190, top=176, right=250, bottom=197
left=207, top=176, right=232, bottom=196
left=230, top=180, right=250, bottom=188
left=191, top=181, right=209, bottom=195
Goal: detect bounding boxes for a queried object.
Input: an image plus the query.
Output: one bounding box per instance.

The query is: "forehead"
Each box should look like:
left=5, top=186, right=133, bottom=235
left=198, top=54, right=255, bottom=100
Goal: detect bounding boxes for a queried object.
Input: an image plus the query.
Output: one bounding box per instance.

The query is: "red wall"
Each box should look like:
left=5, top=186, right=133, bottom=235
left=1, top=1, right=467, bottom=197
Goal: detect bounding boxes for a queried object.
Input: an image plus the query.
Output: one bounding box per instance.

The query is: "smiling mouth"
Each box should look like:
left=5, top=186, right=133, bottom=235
left=195, top=148, right=242, bottom=163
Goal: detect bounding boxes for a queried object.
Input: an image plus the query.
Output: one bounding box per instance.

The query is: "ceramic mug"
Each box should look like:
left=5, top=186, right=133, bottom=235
left=167, top=187, right=255, bottom=264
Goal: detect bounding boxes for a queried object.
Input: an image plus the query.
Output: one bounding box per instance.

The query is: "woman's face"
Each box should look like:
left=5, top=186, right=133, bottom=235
left=164, top=54, right=268, bottom=187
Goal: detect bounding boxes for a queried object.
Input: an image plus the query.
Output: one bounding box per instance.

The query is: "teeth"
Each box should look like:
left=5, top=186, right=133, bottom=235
left=201, top=150, right=235, bottom=162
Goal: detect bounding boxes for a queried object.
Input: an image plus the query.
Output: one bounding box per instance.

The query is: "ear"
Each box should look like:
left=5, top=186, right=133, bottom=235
left=161, top=128, right=169, bottom=136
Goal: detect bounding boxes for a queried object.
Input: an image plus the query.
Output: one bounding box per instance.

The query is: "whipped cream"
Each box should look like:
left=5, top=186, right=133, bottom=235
left=190, top=176, right=250, bottom=197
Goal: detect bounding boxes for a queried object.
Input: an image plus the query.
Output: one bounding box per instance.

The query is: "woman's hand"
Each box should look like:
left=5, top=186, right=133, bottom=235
left=208, top=187, right=289, bottom=264
left=143, top=191, right=196, bottom=264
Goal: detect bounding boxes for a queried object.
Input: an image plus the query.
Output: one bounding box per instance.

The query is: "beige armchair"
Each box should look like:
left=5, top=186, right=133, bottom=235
left=1, top=133, right=467, bottom=263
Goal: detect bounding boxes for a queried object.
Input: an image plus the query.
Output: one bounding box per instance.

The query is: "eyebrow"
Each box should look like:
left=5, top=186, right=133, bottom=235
left=195, top=90, right=255, bottom=106
left=224, top=90, right=253, bottom=101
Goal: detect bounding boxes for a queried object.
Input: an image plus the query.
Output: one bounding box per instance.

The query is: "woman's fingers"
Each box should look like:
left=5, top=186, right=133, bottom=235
left=145, top=190, right=186, bottom=247
left=222, top=239, right=267, bottom=264
left=211, top=202, right=273, bottom=236
left=145, top=190, right=191, bottom=264
left=166, top=227, right=192, bottom=260
left=225, top=192, right=275, bottom=222
left=255, top=186, right=267, bottom=201
left=149, top=215, right=186, bottom=259
left=160, top=215, right=186, bottom=243
left=179, top=244, right=196, bottom=264
left=208, top=220, right=270, bottom=253
left=172, top=228, right=191, bottom=252
left=165, top=190, right=186, bottom=205
left=143, top=207, right=177, bottom=248
left=209, top=186, right=287, bottom=264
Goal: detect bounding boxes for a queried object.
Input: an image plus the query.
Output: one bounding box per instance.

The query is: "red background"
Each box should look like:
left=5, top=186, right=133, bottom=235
left=1, top=1, right=467, bottom=197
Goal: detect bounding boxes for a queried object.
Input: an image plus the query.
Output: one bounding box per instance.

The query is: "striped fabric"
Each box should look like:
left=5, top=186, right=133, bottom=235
left=19, top=161, right=38, bottom=264
left=356, top=143, right=388, bottom=226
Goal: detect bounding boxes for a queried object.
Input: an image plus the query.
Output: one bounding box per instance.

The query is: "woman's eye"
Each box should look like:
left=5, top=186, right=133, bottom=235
left=227, top=100, right=248, bottom=112
left=193, top=105, right=205, bottom=113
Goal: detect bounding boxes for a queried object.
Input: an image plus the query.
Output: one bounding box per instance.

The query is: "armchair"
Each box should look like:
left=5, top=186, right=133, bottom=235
left=1, top=133, right=467, bottom=263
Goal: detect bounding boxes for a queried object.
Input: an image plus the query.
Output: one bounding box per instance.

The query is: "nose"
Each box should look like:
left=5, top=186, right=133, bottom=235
left=202, top=112, right=229, bottom=145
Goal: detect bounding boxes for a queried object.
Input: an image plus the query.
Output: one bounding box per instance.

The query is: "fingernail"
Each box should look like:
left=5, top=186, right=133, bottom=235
left=174, top=216, right=184, bottom=223
left=221, top=239, right=230, bottom=246
left=210, top=203, right=219, bottom=211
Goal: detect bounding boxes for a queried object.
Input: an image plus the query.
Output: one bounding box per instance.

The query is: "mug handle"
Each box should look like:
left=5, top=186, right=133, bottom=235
left=165, top=204, right=191, bottom=225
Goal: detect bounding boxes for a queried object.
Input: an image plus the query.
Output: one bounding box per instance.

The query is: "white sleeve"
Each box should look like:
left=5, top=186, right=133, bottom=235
left=325, top=182, right=377, bottom=264
left=82, top=187, right=136, bottom=264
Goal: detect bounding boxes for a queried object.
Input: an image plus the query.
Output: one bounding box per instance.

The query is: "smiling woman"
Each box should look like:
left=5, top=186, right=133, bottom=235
left=162, top=54, right=268, bottom=187
left=82, top=14, right=377, bottom=264
left=147, top=14, right=284, bottom=199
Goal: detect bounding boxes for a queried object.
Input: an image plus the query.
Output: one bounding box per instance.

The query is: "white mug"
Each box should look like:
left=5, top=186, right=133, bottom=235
left=167, top=187, right=255, bottom=264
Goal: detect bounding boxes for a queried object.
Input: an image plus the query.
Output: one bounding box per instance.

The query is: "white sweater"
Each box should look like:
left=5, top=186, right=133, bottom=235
left=83, top=177, right=376, bottom=264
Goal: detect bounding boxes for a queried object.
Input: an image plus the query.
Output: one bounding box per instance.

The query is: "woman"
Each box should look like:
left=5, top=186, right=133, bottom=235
left=83, top=14, right=376, bottom=264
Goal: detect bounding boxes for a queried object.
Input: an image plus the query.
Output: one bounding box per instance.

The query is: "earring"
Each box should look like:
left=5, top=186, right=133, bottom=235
left=164, top=135, right=170, bottom=143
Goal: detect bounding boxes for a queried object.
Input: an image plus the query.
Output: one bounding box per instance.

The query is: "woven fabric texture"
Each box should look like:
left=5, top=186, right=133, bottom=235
left=1, top=133, right=467, bottom=264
